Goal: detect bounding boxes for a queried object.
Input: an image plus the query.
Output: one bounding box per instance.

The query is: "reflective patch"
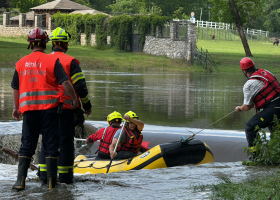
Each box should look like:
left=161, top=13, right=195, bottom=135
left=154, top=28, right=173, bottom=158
left=71, top=72, right=85, bottom=84
left=20, top=91, right=59, bottom=99
left=58, top=166, right=73, bottom=174
left=21, top=98, right=59, bottom=107
left=80, top=95, right=89, bottom=104
left=260, top=117, right=264, bottom=121
left=39, top=164, right=47, bottom=171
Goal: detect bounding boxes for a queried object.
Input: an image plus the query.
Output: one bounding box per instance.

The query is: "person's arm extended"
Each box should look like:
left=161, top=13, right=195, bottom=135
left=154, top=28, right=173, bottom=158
left=62, top=80, right=78, bottom=109
left=235, top=104, right=253, bottom=112
left=123, top=115, right=144, bottom=131
left=12, top=89, right=21, bottom=121
left=109, top=138, right=118, bottom=158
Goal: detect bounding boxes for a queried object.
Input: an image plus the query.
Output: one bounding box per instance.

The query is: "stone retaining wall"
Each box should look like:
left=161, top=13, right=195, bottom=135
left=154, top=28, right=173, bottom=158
left=143, top=37, right=188, bottom=59
left=143, top=21, right=196, bottom=61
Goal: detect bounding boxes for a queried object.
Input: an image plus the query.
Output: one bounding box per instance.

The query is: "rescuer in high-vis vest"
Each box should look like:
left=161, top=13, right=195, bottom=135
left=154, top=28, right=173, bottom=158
left=110, top=111, right=145, bottom=159
left=10, top=28, right=78, bottom=191
left=86, top=111, right=122, bottom=160
left=235, top=57, right=280, bottom=161
left=38, top=27, right=92, bottom=184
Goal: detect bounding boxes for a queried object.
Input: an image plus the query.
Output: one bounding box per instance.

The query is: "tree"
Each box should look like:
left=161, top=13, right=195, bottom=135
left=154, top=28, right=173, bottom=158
left=263, top=0, right=280, bottom=33
left=209, top=0, right=265, bottom=57
left=16, top=0, right=47, bottom=13
left=0, top=0, right=11, bottom=10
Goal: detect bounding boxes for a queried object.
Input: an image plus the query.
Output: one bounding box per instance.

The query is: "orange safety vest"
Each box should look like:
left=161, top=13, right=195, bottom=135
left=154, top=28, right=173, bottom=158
left=16, top=52, right=64, bottom=113
left=49, top=51, right=81, bottom=109
left=117, top=128, right=143, bottom=155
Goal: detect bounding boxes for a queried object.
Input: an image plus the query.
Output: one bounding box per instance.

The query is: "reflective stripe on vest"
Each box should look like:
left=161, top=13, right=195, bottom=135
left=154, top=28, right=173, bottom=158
left=250, top=69, right=280, bottom=109
left=71, top=72, right=85, bottom=84
left=58, top=166, right=73, bottom=174
left=39, top=164, right=47, bottom=172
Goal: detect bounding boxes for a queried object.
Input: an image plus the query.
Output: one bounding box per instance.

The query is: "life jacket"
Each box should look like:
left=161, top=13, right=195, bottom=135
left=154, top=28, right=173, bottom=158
left=16, top=52, right=64, bottom=113
left=117, top=127, right=143, bottom=155
left=49, top=51, right=81, bottom=109
left=249, top=69, right=280, bottom=109
left=97, top=126, right=120, bottom=156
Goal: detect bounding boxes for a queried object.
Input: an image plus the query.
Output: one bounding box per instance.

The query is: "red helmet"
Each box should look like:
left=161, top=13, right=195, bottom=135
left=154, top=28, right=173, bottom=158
left=27, top=28, right=49, bottom=43
left=240, top=57, right=254, bottom=70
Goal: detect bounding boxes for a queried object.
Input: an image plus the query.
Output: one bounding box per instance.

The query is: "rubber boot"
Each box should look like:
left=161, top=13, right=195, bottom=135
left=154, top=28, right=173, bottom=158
left=12, top=156, right=31, bottom=191
left=46, top=157, right=58, bottom=190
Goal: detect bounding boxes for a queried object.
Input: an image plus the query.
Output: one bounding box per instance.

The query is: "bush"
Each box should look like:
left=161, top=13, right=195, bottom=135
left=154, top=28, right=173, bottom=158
left=244, top=115, right=280, bottom=165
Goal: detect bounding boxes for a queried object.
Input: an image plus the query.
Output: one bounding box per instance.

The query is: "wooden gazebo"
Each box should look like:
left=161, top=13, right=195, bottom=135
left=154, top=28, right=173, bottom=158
left=30, top=0, right=93, bottom=15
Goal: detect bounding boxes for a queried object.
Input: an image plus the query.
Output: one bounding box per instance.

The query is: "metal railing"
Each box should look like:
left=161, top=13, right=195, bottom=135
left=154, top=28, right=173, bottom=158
left=191, top=43, right=219, bottom=72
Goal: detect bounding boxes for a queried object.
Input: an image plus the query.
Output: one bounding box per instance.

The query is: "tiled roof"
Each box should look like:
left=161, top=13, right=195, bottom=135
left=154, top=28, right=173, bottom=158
left=30, top=0, right=92, bottom=10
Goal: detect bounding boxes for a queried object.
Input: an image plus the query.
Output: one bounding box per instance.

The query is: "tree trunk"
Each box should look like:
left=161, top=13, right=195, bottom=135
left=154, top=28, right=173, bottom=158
left=229, top=0, right=253, bottom=57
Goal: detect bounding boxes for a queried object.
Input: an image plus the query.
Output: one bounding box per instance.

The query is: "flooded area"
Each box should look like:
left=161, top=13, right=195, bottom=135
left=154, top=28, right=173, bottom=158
left=0, top=68, right=276, bottom=199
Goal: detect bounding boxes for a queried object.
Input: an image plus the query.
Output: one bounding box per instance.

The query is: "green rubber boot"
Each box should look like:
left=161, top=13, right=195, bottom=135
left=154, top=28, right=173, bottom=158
left=46, top=157, right=58, bottom=190
left=12, top=156, right=31, bottom=191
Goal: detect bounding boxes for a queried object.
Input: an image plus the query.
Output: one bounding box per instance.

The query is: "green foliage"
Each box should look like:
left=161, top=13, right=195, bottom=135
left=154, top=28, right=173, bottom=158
left=52, top=13, right=109, bottom=46
left=108, top=0, right=139, bottom=14
left=16, top=0, right=47, bottom=13
left=173, top=7, right=190, bottom=20
left=209, top=0, right=265, bottom=25
left=108, top=14, right=170, bottom=50
left=244, top=115, right=280, bottom=166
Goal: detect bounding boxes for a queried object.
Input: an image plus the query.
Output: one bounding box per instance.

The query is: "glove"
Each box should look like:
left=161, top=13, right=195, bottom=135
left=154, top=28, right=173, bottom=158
left=87, top=137, right=94, bottom=144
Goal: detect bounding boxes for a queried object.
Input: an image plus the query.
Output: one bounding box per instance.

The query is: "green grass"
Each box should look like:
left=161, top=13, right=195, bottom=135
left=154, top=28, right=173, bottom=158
left=1, top=35, right=280, bottom=73
left=197, top=39, right=280, bottom=73
left=0, top=36, right=200, bottom=72
left=194, top=172, right=280, bottom=200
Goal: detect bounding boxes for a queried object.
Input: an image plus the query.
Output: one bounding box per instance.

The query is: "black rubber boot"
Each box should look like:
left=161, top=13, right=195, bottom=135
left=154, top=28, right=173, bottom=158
left=46, top=157, right=58, bottom=190
left=12, top=156, right=31, bottom=191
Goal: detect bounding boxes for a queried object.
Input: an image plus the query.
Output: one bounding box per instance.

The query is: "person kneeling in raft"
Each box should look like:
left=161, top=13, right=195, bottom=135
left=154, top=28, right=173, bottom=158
left=109, top=111, right=148, bottom=160
left=87, top=111, right=123, bottom=160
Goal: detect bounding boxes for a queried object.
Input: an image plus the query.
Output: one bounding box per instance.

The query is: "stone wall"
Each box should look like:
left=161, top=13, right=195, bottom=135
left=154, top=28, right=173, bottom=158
left=144, top=37, right=187, bottom=59
left=143, top=21, right=196, bottom=61
left=0, top=12, right=52, bottom=37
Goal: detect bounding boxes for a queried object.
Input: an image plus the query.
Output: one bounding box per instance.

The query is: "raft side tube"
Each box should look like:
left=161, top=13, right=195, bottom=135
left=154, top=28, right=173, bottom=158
left=160, top=139, right=214, bottom=167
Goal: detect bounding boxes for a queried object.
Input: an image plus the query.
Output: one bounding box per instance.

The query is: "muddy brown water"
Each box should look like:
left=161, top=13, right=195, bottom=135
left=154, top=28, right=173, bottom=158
left=0, top=69, right=276, bottom=199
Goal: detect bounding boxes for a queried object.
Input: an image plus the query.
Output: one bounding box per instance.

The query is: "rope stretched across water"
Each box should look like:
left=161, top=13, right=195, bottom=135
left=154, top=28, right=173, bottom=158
left=186, top=110, right=236, bottom=141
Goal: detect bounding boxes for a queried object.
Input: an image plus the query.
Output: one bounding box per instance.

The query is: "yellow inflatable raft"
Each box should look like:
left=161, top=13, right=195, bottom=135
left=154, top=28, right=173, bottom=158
left=74, top=139, right=214, bottom=174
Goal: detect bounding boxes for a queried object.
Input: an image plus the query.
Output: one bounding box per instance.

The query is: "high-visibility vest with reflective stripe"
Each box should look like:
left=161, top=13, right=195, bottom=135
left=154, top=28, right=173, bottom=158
left=16, top=52, right=64, bottom=113
left=58, top=165, right=73, bottom=174
left=49, top=51, right=83, bottom=109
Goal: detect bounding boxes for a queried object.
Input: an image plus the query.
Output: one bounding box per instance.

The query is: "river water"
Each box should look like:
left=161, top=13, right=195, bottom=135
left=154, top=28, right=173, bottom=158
left=0, top=68, right=275, bottom=199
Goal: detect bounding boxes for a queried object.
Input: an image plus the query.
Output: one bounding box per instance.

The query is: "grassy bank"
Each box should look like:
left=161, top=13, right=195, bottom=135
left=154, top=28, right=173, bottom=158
left=194, top=170, right=280, bottom=200
left=197, top=39, right=280, bottom=73
left=1, top=36, right=280, bottom=73
left=0, top=36, right=198, bottom=72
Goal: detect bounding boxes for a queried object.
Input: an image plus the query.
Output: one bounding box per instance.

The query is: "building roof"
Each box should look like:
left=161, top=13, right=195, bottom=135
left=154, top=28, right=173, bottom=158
left=10, top=11, right=35, bottom=21
left=70, top=9, right=111, bottom=17
left=30, top=0, right=93, bottom=11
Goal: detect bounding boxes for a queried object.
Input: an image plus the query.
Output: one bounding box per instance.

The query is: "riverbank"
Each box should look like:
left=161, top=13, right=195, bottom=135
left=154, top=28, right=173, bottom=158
left=1, top=36, right=279, bottom=73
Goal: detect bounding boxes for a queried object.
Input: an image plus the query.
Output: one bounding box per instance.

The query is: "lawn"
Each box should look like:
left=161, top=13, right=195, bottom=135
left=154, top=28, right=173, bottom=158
left=1, top=35, right=280, bottom=73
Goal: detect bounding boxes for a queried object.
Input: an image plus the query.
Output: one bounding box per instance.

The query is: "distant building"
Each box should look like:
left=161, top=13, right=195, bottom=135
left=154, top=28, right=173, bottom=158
left=10, top=11, right=35, bottom=27
left=69, top=9, right=111, bottom=17
left=30, top=0, right=93, bottom=15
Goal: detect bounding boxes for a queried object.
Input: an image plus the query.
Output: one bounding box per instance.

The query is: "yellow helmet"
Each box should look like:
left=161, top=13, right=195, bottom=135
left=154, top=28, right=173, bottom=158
left=107, top=111, right=122, bottom=125
left=123, top=111, right=138, bottom=122
left=50, top=27, right=71, bottom=42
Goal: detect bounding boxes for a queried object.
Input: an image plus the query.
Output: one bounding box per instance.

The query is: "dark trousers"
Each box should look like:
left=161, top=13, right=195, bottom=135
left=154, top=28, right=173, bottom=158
left=39, top=109, right=75, bottom=183
left=20, top=108, right=60, bottom=158
left=245, top=99, right=280, bottom=147
left=114, top=151, right=135, bottom=160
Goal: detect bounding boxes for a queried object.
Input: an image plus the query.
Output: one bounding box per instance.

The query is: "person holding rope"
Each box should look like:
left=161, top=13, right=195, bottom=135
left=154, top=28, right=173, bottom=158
left=86, top=111, right=122, bottom=160
left=38, top=27, right=92, bottom=185
left=235, top=57, right=280, bottom=161
left=109, top=111, right=146, bottom=160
